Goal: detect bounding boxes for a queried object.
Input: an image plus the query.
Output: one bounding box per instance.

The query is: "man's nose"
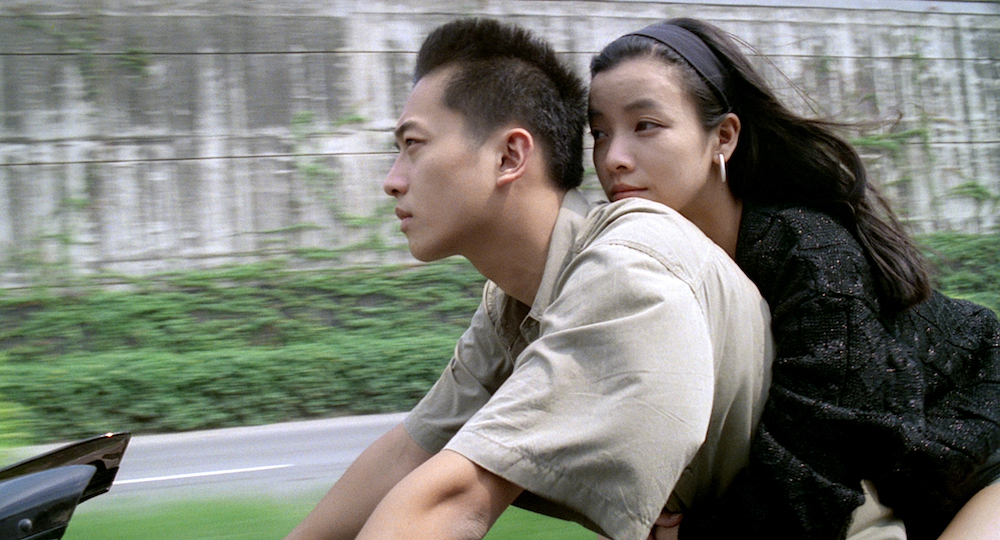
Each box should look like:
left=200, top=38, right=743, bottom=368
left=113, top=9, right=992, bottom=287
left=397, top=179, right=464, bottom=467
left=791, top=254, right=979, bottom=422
left=383, top=157, right=408, bottom=197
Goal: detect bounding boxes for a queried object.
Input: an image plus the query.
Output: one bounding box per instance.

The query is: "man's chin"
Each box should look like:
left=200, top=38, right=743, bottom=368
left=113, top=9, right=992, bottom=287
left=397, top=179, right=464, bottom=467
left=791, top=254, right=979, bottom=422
left=408, top=243, right=445, bottom=263
left=411, top=252, right=438, bottom=263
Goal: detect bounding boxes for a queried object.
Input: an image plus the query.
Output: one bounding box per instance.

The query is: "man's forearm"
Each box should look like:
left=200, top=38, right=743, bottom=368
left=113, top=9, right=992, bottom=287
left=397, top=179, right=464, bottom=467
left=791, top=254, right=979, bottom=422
left=356, top=450, right=523, bottom=540
left=283, top=423, right=432, bottom=540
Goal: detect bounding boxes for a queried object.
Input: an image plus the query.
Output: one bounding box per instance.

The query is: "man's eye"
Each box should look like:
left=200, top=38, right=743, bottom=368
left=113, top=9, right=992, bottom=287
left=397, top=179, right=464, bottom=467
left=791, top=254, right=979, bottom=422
left=590, top=129, right=606, bottom=141
left=636, top=121, right=657, bottom=131
left=395, top=138, right=421, bottom=152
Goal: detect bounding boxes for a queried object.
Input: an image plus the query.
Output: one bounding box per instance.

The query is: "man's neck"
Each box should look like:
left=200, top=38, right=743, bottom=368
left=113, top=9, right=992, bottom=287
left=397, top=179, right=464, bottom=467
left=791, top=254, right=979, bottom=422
left=465, top=188, right=567, bottom=307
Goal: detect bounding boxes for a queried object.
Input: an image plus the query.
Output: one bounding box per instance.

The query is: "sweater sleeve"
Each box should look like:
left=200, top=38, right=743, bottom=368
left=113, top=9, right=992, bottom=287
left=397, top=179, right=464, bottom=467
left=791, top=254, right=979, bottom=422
left=872, top=294, right=1000, bottom=539
left=680, top=207, right=1000, bottom=540
left=676, top=291, right=878, bottom=539
left=678, top=207, right=918, bottom=539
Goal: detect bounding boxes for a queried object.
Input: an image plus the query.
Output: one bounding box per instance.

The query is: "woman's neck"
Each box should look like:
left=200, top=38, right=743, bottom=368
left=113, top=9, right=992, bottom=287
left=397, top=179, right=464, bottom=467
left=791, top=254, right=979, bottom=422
left=691, top=194, right=743, bottom=259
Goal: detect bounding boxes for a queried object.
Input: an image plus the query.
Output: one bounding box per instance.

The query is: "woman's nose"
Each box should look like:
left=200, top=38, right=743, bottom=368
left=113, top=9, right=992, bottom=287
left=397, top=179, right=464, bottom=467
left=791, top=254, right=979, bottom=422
left=602, top=136, right=635, bottom=174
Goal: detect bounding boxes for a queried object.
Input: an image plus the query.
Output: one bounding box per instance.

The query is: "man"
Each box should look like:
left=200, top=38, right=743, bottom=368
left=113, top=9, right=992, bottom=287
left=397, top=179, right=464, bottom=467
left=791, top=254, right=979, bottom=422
left=283, top=18, right=771, bottom=540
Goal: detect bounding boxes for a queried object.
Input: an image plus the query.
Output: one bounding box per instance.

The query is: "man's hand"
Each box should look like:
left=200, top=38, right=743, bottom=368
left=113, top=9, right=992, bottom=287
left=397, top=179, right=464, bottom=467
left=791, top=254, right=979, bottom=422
left=357, top=449, right=523, bottom=540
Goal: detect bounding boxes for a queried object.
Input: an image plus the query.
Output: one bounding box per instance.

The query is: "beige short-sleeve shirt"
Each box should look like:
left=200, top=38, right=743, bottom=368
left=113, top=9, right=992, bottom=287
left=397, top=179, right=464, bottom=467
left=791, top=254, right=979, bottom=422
left=404, top=190, right=774, bottom=540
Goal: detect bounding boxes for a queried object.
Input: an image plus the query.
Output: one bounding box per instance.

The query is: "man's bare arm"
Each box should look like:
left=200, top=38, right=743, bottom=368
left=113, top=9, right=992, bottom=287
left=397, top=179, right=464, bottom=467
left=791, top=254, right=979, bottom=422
left=283, top=423, right=433, bottom=540
left=357, top=449, right=524, bottom=540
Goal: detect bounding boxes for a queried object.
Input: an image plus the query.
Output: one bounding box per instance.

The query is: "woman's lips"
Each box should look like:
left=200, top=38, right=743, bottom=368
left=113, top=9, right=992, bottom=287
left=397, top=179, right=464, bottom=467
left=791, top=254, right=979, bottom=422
left=609, top=184, right=647, bottom=201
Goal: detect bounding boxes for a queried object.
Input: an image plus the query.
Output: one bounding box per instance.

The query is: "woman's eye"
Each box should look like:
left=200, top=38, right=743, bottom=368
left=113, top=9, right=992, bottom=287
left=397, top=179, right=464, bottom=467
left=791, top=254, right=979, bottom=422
left=636, top=121, right=658, bottom=132
left=589, top=129, right=606, bottom=142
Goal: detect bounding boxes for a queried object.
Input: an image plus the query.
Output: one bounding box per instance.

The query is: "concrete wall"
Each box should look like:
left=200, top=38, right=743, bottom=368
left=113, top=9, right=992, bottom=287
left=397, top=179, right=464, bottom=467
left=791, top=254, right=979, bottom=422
left=1, top=0, right=998, bottom=285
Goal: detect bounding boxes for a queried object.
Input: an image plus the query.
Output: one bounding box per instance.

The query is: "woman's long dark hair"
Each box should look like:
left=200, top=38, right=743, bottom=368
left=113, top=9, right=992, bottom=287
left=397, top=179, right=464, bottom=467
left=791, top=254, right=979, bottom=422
left=591, top=17, right=932, bottom=313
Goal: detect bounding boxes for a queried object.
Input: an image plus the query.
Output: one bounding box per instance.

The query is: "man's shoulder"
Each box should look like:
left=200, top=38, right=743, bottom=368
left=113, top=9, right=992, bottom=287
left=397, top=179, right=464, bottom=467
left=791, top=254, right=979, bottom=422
left=582, top=198, right=715, bottom=250
left=578, top=198, right=733, bottom=274
left=563, top=198, right=764, bottom=310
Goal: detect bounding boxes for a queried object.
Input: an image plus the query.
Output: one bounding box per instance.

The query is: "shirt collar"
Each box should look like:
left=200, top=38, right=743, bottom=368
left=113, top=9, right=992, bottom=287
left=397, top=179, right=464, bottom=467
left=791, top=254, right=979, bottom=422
left=527, top=188, right=593, bottom=321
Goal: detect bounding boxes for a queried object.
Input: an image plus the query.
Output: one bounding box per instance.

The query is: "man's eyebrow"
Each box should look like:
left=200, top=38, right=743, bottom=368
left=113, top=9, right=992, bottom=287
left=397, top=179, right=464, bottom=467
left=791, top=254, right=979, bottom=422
left=394, top=120, right=418, bottom=140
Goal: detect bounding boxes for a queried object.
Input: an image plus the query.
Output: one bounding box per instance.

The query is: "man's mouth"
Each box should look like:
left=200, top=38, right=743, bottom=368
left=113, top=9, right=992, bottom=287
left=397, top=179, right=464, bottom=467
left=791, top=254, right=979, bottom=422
left=395, top=208, right=413, bottom=230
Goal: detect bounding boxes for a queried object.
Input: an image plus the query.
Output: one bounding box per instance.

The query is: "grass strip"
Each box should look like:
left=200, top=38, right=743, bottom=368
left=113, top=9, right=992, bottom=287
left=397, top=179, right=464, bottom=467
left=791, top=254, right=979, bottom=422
left=63, top=497, right=592, bottom=540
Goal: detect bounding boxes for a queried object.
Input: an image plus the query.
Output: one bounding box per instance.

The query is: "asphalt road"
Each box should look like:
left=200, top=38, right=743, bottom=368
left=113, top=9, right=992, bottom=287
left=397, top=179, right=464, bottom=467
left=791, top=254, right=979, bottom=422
left=47, top=412, right=407, bottom=508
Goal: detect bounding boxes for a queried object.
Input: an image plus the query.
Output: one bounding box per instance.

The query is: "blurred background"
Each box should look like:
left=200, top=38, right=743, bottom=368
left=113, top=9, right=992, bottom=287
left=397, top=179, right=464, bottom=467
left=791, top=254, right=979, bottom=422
left=1, top=0, right=998, bottom=285
left=0, top=0, right=998, bottom=538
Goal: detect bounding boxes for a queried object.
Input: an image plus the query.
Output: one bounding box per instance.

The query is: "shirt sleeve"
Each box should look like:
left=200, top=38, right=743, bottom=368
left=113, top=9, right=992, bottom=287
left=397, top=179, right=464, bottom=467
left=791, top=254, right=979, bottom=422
left=403, top=284, right=517, bottom=454
left=445, top=240, right=716, bottom=540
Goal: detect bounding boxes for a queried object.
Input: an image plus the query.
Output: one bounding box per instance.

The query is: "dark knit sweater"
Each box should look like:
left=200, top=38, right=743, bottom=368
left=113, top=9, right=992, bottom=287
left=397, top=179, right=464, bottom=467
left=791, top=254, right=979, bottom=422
left=678, top=205, right=1000, bottom=540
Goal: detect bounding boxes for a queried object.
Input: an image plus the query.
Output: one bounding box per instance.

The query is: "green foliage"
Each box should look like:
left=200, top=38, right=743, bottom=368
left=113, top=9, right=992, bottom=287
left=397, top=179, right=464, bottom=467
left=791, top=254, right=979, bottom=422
left=949, top=181, right=997, bottom=203
left=2, top=231, right=997, bottom=445
left=291, top=110, right=316, bottom=131
left=920, top=232, right=1000, bottom=313
left=851, top=128, right=928, bottom=155
left=117, top=47, right=151, bottom=77
left=334, top=113, right=367, bottom=127
left=0, top=395, right=32, bottom=462
left=15, top=11, right=105, bottom=100
left=0, top=259, right=484, bottom=443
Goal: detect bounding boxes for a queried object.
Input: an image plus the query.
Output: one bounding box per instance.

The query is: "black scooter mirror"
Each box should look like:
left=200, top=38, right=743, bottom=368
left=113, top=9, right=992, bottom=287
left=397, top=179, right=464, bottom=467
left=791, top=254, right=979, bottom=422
left=0, top=433, right=130, bottom=503
left=0, top=432, right=131, bottom=540
left=0, top=465, right=96, bottom=540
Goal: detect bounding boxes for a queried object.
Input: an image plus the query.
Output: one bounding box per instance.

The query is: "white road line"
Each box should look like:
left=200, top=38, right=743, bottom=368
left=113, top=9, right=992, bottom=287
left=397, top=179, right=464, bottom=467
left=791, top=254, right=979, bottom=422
left=117, top=464, right=294, bottom=485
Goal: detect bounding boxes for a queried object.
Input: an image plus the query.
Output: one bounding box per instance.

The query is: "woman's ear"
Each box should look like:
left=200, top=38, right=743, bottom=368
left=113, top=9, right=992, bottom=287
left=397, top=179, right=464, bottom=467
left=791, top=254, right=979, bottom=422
left=497, top=128, right=534, bottom=187
left=715, top=113, right=741, bottom=160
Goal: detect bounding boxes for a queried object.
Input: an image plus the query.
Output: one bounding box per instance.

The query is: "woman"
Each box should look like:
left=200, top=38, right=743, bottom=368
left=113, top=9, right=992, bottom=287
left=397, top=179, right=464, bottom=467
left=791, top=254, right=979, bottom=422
left=587, top=18, right=1000, bottom=540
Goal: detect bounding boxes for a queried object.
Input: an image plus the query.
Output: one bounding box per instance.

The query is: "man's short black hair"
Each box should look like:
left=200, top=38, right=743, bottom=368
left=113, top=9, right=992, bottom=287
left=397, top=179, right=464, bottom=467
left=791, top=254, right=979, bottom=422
left=414, top=18, right=586, bottom=190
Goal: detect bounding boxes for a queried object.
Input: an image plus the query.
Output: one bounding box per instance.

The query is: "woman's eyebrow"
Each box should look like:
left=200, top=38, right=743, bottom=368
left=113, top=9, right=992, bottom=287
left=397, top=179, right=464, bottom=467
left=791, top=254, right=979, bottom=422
left=623, top=98, right=659, bottom=113
left=589, top=97, right=662, bottom=122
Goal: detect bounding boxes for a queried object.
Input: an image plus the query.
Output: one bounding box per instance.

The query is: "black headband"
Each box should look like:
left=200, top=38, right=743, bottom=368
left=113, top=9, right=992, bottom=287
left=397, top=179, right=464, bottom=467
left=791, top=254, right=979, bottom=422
left=625, top=22, right=732, bottom=112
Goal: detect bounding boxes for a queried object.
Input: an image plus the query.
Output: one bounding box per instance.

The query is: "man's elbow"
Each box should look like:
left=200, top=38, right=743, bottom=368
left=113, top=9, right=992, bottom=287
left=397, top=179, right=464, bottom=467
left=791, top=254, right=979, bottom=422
left=359, top=450, right=522, bottom=540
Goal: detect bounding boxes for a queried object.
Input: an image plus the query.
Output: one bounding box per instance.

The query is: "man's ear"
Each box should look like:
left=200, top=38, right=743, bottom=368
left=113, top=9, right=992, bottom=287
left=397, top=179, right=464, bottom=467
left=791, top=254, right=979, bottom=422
left=497, top=128, right=534, bottom=187
left=714, top=113, right=741, bottom=160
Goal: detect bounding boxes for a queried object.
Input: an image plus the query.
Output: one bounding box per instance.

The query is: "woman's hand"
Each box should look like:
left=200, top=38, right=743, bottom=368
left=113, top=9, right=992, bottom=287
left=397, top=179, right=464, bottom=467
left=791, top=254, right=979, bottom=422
left=648, top=510, right=683, bottom=540
left=596, top=510, right=683, bottom=540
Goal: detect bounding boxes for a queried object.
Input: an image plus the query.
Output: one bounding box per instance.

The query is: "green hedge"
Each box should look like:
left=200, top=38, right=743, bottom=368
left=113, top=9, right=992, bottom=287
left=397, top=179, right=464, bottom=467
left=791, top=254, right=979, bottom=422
left=922, top=232, right=1000, bottom=314
left=0, top=258, right=485, bottom=443
left=0, top=232, right=997, bottom=445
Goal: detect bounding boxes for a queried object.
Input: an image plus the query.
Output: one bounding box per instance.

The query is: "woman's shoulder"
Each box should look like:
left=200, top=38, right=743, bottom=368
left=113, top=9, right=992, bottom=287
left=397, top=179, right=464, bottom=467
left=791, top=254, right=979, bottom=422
left=737, top=204, right=877, bottom=304
left=739, top=204, right=860, bottom=253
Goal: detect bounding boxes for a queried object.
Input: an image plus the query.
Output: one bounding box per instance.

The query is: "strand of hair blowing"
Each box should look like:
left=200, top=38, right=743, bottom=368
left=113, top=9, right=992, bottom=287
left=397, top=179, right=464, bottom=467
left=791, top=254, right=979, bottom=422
left=671, top=18, right=933, bottom=313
